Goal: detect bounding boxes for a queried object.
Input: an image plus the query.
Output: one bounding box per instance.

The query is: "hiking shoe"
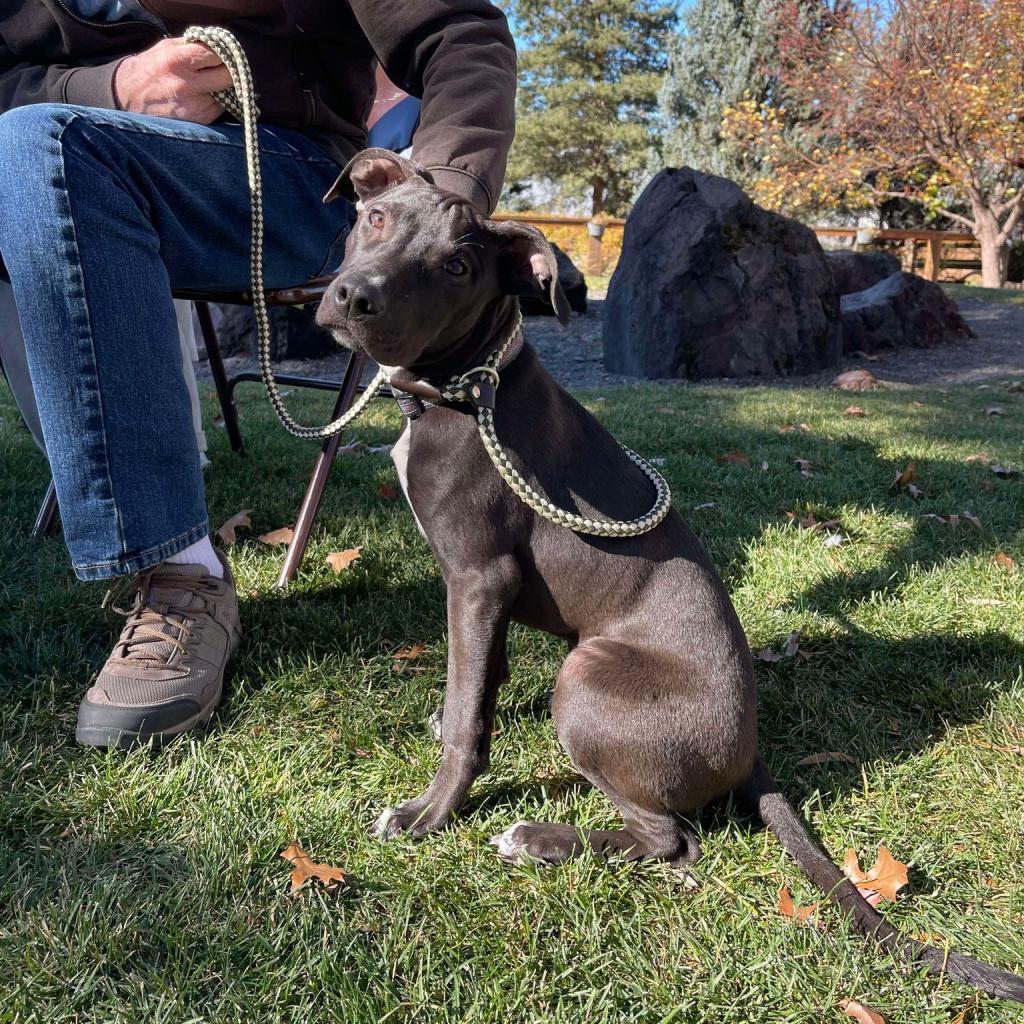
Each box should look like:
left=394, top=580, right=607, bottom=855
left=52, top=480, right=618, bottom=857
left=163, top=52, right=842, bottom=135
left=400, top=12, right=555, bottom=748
left=76, top=553, right=241, bottom=749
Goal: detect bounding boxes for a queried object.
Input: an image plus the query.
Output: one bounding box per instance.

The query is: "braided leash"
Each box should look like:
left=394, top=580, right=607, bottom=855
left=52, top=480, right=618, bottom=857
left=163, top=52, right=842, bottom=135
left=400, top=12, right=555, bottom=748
left=183, top=26, right=386, bottom=439
left=439, top=313, right=672, bottom=537
left=183, top=26, right=671, bottom=535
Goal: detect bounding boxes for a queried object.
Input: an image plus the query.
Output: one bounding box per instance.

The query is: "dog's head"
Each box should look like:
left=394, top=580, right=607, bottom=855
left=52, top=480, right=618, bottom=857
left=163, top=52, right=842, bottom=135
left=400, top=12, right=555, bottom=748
left=314, top=148, right=569, bottom=370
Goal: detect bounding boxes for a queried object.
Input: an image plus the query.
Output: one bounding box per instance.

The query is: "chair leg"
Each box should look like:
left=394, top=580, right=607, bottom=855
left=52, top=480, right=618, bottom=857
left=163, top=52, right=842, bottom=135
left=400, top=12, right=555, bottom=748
left=32, top=478, right=59, bottom=538
left=195, top=301, right=245, bottom=455
left=276, top=350, right=368, bottom=589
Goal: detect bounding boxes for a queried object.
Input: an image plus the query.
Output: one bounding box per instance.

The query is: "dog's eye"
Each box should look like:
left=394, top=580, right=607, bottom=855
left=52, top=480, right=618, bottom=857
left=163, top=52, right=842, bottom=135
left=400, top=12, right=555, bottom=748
left=367, top=209, right=385, bottom=229
left=444, top=257, right=468, bottom=276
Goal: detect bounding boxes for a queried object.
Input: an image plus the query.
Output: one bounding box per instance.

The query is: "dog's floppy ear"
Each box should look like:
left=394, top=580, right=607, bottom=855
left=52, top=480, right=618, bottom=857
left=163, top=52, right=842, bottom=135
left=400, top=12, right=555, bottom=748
left=323, top=147, right=434, bottom=205
left=486, top=220, right=571, bottom=327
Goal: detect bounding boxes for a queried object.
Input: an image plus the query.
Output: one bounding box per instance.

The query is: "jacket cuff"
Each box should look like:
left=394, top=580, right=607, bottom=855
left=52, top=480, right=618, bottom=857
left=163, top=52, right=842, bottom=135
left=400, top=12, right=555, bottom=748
left=62, top=60, right=124, bottom=110
left=427, top=166, right=493, bottom=214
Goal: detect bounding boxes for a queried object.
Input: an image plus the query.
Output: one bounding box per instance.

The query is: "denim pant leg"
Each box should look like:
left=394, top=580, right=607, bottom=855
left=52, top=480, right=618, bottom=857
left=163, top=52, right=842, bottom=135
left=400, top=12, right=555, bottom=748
left=0, top=105, right=352, bottom=580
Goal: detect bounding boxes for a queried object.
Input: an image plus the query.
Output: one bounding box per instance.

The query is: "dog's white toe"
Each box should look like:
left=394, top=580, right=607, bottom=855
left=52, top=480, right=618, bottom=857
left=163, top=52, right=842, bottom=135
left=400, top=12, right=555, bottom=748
left=426, top=709, right=443, bottom=742
left=489, top=821, right=532, bottom=863
left=372, top=806, right=397, bottom=839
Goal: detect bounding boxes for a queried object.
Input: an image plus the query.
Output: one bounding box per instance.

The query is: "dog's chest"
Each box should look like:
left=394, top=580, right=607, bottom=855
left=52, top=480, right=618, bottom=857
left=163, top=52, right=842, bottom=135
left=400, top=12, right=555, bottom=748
left=391, top=423, right=427, bottom=538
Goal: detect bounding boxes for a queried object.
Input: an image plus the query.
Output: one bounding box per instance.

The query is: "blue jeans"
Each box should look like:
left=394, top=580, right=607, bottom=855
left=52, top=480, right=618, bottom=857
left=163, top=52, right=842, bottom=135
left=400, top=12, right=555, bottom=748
left=0, top=104, right=353, bottom=581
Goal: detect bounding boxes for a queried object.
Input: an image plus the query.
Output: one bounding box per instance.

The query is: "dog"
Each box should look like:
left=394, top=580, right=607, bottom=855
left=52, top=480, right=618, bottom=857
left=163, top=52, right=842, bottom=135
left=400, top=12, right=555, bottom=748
left=314, top=148, right=1024, bottom=1002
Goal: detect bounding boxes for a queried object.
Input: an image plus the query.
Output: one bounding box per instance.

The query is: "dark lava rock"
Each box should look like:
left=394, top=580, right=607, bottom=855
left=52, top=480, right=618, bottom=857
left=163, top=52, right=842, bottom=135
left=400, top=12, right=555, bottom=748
left=603, top=167, right=840, bottom=379
left=520, top=241, right=588, bottom=316
left=840, top=272, right=976, bottom=353
left=826, top=249, right=902, bottom=296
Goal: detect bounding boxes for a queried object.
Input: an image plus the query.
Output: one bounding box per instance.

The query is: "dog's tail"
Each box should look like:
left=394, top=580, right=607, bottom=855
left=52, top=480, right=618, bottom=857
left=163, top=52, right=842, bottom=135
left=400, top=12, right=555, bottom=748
left=740, top=757, right=1024, bottom=1002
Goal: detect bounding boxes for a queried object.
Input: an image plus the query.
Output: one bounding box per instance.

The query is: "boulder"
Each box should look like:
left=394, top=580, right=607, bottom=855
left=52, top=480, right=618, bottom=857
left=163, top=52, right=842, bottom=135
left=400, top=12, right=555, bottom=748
left=826, top=249, right=901, bottom=296
left=840, top=272, right=975, bottom=354
left=520, top=241, right=588, bottom=316
left=603, top=168, right=841, bottom=379
left=207, top=301, right=338, bottom=360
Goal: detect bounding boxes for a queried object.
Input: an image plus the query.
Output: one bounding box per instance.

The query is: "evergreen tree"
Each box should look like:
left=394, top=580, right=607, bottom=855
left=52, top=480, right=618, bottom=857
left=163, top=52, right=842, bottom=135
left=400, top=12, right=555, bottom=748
left=506, top=0, right=677, bottom=217
left=656, top=0, right=779, bottom=184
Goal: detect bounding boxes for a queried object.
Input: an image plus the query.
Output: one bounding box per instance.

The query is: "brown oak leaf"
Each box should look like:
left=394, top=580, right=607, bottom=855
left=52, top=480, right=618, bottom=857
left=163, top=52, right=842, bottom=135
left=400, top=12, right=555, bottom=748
left=842, top=845, right=909, bottom=905
left=216, top=509, right=252, bottom=545
left=994, top=551, right=1016, bottom=569
left=891, top=461, right=918, bottom=490
left=844, top=405, right=868, bottom=417
left=394, top=644, right=426, bottom=660
left=258, top=526, right=294, bottom=546
left=778, top=885, right=818, bottom=923
left=280, top=842, right=345, bottom=893
left=377, top=483, right=399, bottom=501
left=840, top=998, right=886, bottom=1024
left=326, top=547, right=363, bottom=573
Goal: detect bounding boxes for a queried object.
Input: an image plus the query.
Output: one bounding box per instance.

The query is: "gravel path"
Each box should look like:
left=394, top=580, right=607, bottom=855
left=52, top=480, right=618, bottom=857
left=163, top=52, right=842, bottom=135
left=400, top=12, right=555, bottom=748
left=206, top=295, right=1024, bottom=394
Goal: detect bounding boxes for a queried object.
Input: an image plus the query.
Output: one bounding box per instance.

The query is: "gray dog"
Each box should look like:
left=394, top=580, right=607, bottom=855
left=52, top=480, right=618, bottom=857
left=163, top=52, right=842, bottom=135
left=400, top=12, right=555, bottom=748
left=315, top=148, right=1023, bottom=1003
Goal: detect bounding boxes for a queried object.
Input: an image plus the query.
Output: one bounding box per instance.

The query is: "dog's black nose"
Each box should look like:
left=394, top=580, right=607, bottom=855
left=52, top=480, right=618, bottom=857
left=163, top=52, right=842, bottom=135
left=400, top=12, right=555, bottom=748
left=332, top=274, right=382, bottom=319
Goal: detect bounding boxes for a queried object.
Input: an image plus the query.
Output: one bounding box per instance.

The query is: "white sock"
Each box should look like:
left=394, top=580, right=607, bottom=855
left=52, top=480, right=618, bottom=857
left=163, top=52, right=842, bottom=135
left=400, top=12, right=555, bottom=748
left=165, top=535, right=224, bottom=578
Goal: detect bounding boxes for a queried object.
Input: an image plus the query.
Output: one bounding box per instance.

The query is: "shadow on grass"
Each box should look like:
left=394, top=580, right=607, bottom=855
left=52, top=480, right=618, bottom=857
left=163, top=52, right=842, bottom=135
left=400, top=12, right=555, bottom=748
left=2, top=378, right=1021, bottom=872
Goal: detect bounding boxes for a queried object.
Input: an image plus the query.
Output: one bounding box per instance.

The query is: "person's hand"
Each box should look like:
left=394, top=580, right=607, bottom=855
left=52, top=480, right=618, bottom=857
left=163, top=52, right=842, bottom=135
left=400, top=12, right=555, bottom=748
left=114, top=39, right=232, bottom=124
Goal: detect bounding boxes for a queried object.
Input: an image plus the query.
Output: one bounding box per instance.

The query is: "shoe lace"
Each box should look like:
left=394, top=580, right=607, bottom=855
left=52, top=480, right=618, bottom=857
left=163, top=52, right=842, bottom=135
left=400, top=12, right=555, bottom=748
left=102, top=568, right=222, bottom=664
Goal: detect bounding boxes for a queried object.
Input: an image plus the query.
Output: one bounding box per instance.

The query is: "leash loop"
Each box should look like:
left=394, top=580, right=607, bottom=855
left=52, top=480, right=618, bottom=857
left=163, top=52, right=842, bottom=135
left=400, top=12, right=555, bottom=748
left=183, top=25, right=386, bottom=441
left=183, top=26, right=671, bottom=535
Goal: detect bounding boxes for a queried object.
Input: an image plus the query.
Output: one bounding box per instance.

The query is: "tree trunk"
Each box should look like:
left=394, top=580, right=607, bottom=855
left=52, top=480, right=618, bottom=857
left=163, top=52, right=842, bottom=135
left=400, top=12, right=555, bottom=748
left=974, top=210, right=1008, bottom=288
left=591, top=177, right=605, bottom=219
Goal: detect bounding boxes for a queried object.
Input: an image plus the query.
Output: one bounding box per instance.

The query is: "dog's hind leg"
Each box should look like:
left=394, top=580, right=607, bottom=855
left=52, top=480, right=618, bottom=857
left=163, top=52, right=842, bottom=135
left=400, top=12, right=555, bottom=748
left=490, top=796, right=698, bottom=866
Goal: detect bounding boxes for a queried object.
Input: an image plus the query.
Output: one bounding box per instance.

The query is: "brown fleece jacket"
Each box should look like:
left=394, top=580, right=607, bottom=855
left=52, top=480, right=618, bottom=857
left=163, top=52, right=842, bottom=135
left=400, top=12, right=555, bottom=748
left=0, top=0, right=516, bottom=212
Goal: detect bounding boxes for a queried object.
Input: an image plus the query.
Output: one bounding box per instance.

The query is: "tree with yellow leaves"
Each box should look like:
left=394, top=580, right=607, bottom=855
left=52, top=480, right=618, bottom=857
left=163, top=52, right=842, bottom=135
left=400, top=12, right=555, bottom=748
left=724, top=0, right=1024, bottom=286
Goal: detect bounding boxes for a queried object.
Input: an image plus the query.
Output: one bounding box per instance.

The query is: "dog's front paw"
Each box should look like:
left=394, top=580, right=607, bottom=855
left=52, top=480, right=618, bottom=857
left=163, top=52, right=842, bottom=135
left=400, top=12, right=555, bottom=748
left=371, top=798, right=450, bottom=840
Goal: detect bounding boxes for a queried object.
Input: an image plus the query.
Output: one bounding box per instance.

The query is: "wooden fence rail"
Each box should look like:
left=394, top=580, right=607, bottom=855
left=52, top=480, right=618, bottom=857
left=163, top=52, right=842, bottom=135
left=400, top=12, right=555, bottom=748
left=492, top=212, right=981, bottom=283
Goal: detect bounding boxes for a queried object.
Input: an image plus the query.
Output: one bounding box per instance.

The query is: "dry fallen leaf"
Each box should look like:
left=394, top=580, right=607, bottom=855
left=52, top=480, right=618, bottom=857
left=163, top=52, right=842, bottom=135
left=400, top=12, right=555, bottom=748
left=756, top=630, right=803, bottom=663
left=326, top=547, right=363, bottom=573
left=394, top=644, right=426, bottom=660
left=840, top=998, right=886, bottom=1024
left=891, top=461, right=918, bottom=490
left=965, top=453, right=989, bottom=463
left=377, top=483, right=399, bottom=501
left=834, top=369, right=880, bottom=391
left=258, top=526, right=294, bottom=546
left=787, top=511, right=841, bottom=533
left=844, top=405, right=868, bottom=417
left=778, top=886, right=818, bottom=923
left=921, top=511, right=981, bottom=530
left=797, top=751, right=858, bottom=767
left=280, top=842, right=345, bottom=893
left=994, top=551, right=1016, bottom=569
left=842, top=845, right=909, bottom=905
left=215, top=508, right=252, bottom=545
left=715, top=451, right=750, bottom=465
left=911, top=400, right=925, bottom=408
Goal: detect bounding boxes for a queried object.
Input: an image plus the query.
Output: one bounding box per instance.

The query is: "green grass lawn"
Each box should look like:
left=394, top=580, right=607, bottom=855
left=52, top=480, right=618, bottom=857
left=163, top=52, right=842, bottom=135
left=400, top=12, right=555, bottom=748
left=1, top=373, right=1022, bottom=1023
